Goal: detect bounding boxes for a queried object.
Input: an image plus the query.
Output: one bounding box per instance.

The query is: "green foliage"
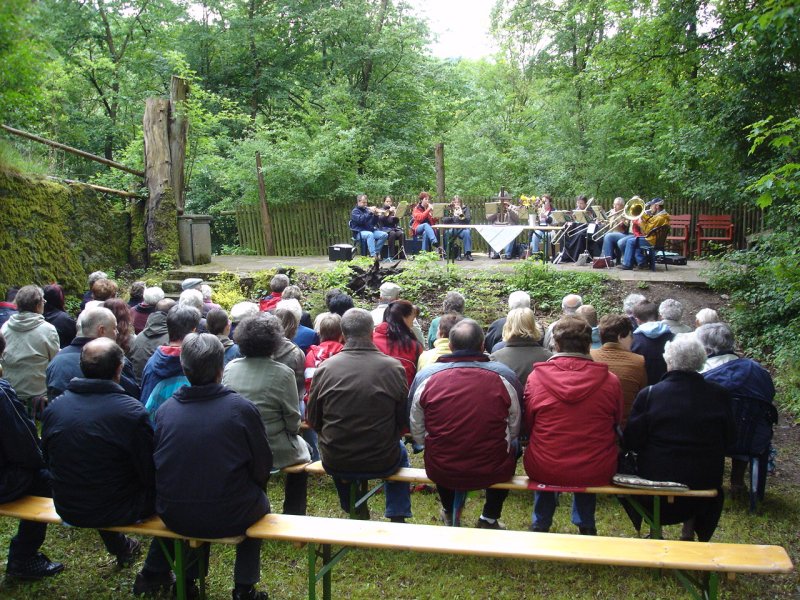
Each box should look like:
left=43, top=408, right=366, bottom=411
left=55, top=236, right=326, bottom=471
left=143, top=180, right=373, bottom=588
left=507, top=261, right=611, bottom=315
left=211, top=272, right=248, bottom=312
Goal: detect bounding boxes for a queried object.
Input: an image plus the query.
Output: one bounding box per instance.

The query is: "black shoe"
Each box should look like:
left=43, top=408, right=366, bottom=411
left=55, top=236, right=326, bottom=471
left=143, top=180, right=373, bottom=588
left=616, top=264, right=633, bottom=270
left=116, top=536, right=142, bottom=568
left=528, top=524, right=550, bottom=533
left=6, top=553, right=65, bottom=580
left=476, top=518, right=507, bottom=530
left=465, top=253, right=474, bottom=261
left=133, top=570, right=175, bottom=596
left=389, top=516, right=406, bottom=523
left=232, top=585, right=269, bottom=600
left=578, top=527, right=598, bottom=536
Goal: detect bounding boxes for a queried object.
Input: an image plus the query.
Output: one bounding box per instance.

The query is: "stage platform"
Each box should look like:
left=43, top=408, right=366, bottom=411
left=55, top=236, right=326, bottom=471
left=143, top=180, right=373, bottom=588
left=171, top=254, right=710, bottom=285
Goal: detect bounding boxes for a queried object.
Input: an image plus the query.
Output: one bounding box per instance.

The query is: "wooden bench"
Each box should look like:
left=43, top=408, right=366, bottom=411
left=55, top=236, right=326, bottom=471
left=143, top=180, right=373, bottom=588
left=303, top=461, right=716, bottom=539
left=695, top=214, right=735, bottom=257
left=1, top=496, right=793, bottom=600
left=667, top=214, right=691, bottom=256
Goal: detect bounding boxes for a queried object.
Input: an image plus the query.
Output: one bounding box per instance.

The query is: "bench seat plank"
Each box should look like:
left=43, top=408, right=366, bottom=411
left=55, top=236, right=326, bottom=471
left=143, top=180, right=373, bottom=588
left=0, top=495, right=62, bottom=523
left=247, top=514, right=792, bottom=574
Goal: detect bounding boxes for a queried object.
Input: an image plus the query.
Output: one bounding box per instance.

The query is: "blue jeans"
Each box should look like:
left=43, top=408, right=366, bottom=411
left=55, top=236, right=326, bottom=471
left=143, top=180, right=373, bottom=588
left=446, top=228, right=472, bottom=253
left=357, top=230, right=388, bottom=257
left=329, top=442, right=412, bottom=519
left=532, top=491, right=597, bottom=530
left=531, top=231, right=551, bottom=255
left=414, top=223, right=438, bottom=251
left=602, top=232, right=631, bottom=261
left=621, top=236, right=651, bottom=267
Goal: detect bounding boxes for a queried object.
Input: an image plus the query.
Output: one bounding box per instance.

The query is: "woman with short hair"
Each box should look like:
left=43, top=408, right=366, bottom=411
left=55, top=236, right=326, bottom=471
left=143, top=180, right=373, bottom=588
left=490, top=308, right=551, bottom=387
left=223, top=314, right=311, bottom=516
left=621, top=333, right=735, bottom=541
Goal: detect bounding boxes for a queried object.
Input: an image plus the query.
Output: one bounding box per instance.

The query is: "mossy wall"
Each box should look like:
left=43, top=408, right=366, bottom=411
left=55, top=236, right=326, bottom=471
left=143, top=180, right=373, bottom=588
left=0, top=168, right=131, bottom=295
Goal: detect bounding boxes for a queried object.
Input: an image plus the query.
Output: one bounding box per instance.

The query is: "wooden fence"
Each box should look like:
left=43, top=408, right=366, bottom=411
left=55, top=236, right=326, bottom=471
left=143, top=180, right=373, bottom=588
left=231, top=195, right=764, bottom=257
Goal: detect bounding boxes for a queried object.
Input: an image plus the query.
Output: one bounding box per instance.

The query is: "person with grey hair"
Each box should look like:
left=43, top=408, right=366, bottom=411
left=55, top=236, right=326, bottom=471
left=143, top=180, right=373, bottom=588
left=140, top=305, right=201, bottom=414
left=199, top=284, right=222, bottom=317
left=282, top=285, right=313, bottom=328
left=42, top=338, right=173, bottom=593
left=696, top=323, right=738, bottom=372
left=659, top=299, right=692, bottom=333
left=542, top=293, right=583, bottom=351
left=130, top=298, right=175, bottom=384
left=410, top=319, right=522, bottom=529
left=178, top=289, right=207, bottom=333
left=80, top=271, right=108, bottom=311
left=278, top=298, right=319, bottom=352
left=154, top=333, right=272, bottom=600
left=230, top=301, right=259, bottom=337
left=259, top=273, right=291, bottom=312
left=426, top=290, right=466, bottom=349
left=308, top=308, right=412, bottom=522
left=485, top=290, right=531, bottom=355
left=621, top=333, right=735, bottom=542
left=224, top=315, right=311, bottom=515
left=46, top=307, right=140, bottom=401
left=623, top=293, right=646, bottom=329
left=695, top=308, right=720, bottom=328
left=1, top=285, right=60, bottom=419
left=272, top=309, right=306, bottom=401
left=131, top=286, right=165, bottom=334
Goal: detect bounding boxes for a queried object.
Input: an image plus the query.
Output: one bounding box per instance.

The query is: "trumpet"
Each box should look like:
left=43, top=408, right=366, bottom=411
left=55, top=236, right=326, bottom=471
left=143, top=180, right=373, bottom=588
left=370, top=205, right=396, bottom=217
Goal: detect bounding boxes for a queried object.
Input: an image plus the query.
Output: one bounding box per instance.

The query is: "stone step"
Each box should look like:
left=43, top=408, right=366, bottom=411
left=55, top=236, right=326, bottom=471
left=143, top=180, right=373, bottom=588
left=161, top=279, right=220, bottom=294
left=166, top=270, right=224, bottom=281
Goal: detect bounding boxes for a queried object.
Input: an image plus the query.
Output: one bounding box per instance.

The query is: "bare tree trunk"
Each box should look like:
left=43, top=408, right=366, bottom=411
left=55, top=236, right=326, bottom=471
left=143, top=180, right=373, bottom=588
left=169, top=76, right=189, bottom=214
left=435, top=142, right=445, bottom=199
left=143, top=98, right=178, bottom=266
left=256, top=152, right=275, bottom=255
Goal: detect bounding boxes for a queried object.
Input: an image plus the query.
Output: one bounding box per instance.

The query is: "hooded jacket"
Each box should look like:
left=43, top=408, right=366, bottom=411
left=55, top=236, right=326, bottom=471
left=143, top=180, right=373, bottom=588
left=409, top=352, right=522, bottom=491
left=140, top=346, right=188, bottom=414
left=130, top=311, right=169, bottom=384
left=303, top=340, right=344, bottom=403
left=0, top=312, right=60, bottom=400
left=703, top=357, right=775, bottom=404
left=631, top=321, right=674, bottom=385
left=523, top=354, right=623, bottom=487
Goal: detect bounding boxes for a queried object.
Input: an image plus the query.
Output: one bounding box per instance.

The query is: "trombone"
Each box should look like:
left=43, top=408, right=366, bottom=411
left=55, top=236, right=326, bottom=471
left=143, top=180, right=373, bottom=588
left=590, top=196, right=645, bottom=241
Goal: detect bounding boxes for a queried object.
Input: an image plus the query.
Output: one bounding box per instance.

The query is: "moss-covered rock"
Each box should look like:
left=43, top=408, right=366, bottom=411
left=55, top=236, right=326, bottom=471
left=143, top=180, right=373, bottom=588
left=0, top=168, right=131, bottom=295
left=148, top=187, right=179, bottom=270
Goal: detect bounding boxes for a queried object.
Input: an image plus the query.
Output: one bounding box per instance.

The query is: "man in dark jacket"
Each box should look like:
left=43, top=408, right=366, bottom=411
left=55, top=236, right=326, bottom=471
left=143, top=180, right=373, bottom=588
left=130, top=298, right=175, bottom=383
left=409, top=319, right=522, bottom=529
left=140, top=304, right=200, bottom=414
left=46, top=307, right=140, bottom=400
left=0, top=332, right=64, bottom=581
left=349, top=194, right=388, bottom=258
left=41, top=337, right=172, bottom=593
left=631, top=301, right=674, bottom=385
left=307, top=308, right=411, bottom=522
left=154, top=333, right=272, bottom=600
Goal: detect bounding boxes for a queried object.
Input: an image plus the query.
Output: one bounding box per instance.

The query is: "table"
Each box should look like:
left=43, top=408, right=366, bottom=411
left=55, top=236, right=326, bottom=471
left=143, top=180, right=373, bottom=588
left=432, top=224, right=563, bottom=262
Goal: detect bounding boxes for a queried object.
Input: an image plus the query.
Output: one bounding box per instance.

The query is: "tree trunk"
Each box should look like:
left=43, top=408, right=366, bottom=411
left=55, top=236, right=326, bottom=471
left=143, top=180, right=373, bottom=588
left=169, top=76, right=189, bottom=214
left=435, top=142, right=445, bottom=199
left=255, top=152, right=275, bottom=255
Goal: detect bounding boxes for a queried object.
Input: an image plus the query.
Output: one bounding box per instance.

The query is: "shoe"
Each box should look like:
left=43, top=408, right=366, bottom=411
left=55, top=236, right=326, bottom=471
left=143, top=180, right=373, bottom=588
left=440, top=508, right=453, bottom=526
left=616, top=264, right=633, bottom=270
left=528, top=524, right=550, bottom=533
left=476, top=518, right=506, bottom=530
left=389, top=516, right=406, bottom=523
left=6, top=553, right=65, bottom=580
left=465, top=253, right=473, bottom=261
left=578, top=527, right=598, bottom=536
left=455, top=255, right=462, bottom=261
left=133, top=570, right=175, bottom=596
left=232, top=585, right=269, bottom=600
left=116, top=536, right=142, bottom=567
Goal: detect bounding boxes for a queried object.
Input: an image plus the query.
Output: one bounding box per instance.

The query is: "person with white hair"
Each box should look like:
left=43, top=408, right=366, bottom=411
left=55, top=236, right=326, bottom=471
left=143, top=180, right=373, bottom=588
left=276, top=298, right=319, bottom=353
left=179, top=289, right=207, bottom=333
left=695, top=322, right=739, bottom=372
left=80, top=271, right=108, bottom=311
left=620, top=333, right=735, bottom=542
left=542, top=293, right=583, bottom=351
left=229, top=301, right=259, bottom=338
left=131, top=287, right=165, bottom=335
left=695, top=308, right=720, bottom=328
left=200, top=284, right=222, bottom=317
left=484, top=291, right=531, bottom=353
left=623, top=293, right=646, bottom=329
left=281, top=285, right=313, bottom=328
left=659, top=299, right=692, bottom=333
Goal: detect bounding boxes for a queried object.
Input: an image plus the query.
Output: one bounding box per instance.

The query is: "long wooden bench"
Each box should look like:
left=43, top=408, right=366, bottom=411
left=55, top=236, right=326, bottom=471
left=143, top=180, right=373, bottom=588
left=1, top=496, right=792, bottom=600
left=303, top=461, right=717, bottom=539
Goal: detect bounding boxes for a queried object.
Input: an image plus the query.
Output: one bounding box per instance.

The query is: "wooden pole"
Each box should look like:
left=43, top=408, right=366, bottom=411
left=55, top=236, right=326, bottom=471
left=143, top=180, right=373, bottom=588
left=143, top=98, right=175, bottom=263
left=434, top=142, right=445, bottom=199
left=255, top=152, right=275, bottom=255
left=45, top=176, right=143, bottom=198
left=1, top=124, right=145, bottom=177
left=169, top=76, right=189, bottom=214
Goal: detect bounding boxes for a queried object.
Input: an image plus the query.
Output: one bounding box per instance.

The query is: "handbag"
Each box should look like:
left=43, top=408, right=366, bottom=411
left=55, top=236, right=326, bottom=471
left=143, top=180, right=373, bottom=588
left=592, top=256, right=613, bottom=269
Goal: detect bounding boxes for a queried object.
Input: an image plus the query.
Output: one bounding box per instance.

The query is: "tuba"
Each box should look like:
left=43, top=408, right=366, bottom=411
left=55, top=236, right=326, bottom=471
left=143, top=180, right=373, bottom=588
left=623, top=196, right=645, bottom=220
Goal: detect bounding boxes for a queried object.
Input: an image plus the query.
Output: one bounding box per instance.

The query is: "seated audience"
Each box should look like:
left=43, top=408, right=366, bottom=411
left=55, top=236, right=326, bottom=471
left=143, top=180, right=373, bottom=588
left=154, top=333, right=271, bottom=600
left=206, top=308, right=240, bottom=364
left=621, top=334, right=735, bottom=541
left=373, top=300, right=423, bottom=386
left=0, top=331, right=64, bottom=581
left=83, top=278, right=118, bottom=314
left=490, top=308, right=551, bottom=387
left=524, top=317, right=623, bottom=535
left=272, top=308, right=306, bottom=402
left=131, top=287, right=165, bottom=335
left=426, top=291, right=465, bottom=350
left=410, top=319, right=521, bottom=529
left=259, top=274, right=290, bottom=313
left=590, top=314, right=647, bottom=423
left=575, top=305, right=601, bottom=349
left=130, top=298, right=174, bottom=384
left=418, top=313, right=463, bottom=372
left=631, top=300, right=674, bottom=385
left=178, top=289, right=207, bottom=333
left=277, top=298, right=319, bottom=353
left=281, top=285, right=314, bottom=328
left=200, top=284, right=222, bottom=317
left=659, top=299, right=692, bottom=333
left=622, top=293, right=646, bottom=330
left=230, top=301, right=259, bottom=338
left=696, top=321, right=739, bottom=373
left=223, top=315, right=311, bottom=515
left=43, top=284, right=77, bottom=349
left=484, top=291, right=530, bottom=353
left=695, top=308, right=720, bottom=328
left=308, top=308, right=411, bottom=523
left=543, top=294, right=583, bottom=351
left=80, top=271, right=108, bottom=311
left=327, top=293, right=354, bottom=317
left=41, top=338, right=171, bottom=592
left=372, top=282, right=425, bottom=346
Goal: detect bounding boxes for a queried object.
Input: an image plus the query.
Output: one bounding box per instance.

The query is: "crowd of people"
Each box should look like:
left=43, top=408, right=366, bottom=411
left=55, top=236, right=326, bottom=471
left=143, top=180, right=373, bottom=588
left=0, top=271, right=775, bottom=597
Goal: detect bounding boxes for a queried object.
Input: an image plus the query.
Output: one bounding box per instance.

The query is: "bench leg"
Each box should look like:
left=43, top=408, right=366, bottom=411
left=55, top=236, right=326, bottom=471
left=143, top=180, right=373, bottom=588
left=623, top=496, right=662, bottom=539
left=673, top=569, right=719, bottom=600
left=308, top=543, right=350, bottom=600
left=348, top=480, right=384, bottom=520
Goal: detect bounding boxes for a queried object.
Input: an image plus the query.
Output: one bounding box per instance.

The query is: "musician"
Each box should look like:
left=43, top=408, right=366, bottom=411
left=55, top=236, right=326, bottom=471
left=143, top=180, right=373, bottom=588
left=443, top=196, right=473, bottom=261
left=377, top=196, right=405, bottom=260
left=560, top=195, right=590, bottom=262
left=487, top=192, right=521, bottom=259
left=618, top=197, right=670, bottom=270
left=600, top=197, right=632, bottom=264
left=530, top=195, right=554, bottom=256
left=350, top=194, right=388, bottom=259
left=410, top=192, right=439, bottom=252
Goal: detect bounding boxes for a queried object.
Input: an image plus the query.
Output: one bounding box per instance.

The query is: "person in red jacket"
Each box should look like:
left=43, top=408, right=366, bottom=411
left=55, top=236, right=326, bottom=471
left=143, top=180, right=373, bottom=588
left=411, top=191, right=439, bottom=251
left=524, top=316, right=623, bottom=535
left=373, top=300, right=422, bottom=387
